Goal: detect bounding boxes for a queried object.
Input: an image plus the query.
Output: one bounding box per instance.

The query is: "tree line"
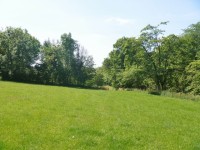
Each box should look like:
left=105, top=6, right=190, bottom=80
left=1, top=22, right=200, bottom=95
left=0, top=27, right=95, bottom=86
left=97, top=21, right=200, bottom=95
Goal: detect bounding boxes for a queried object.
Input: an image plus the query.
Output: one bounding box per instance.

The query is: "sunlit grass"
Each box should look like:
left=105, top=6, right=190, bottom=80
left=0, top=81, right=200, bottom=149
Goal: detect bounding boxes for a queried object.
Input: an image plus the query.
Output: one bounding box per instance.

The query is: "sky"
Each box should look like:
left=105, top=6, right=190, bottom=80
left=0, top=0, right=200, bottom=66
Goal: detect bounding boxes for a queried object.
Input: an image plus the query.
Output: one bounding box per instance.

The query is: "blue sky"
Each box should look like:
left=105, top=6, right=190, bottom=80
left=0, top=0, right=200, bottom=66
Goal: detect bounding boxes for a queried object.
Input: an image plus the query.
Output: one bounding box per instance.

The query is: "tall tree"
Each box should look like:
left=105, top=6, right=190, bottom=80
left=102, top=37, right=143, bottom=88
left=39, top=40, right=63, bottom=84
left=139, top=22, right=170, bottom=91
left=61, top=33, right=78, bottom=84
left=38, top=37, right=95, bottom=86
left=0, top=27, right=40, bottom=81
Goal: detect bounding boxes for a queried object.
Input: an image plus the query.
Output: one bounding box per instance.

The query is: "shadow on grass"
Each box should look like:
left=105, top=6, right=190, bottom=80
left=0, top=79, right=104, bottom=91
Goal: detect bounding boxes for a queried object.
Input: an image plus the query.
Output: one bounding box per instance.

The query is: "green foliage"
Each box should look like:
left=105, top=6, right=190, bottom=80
left=121, top=66, right=146, bottom=89
left=1, top=21, right=200, bottom=92
left=102, top=37, right=143, bottom=88
left=102, top=21, right=200, bottom=95
left=140, top=22, right=170, bottom=91
left=160, top=35, right=189, bottom=92
left=0, top=27, right=40, bottom=81
left=1, top=81, right=200, bottom=149
left=39, top=40, right=63, bottom=84
left=91, top=67, right=104, bottom=86
left=186, top=60, right=200, bottom=95
left=183, top=22, right=200, bottom=55
left=0, top=27, right=95, bottom=87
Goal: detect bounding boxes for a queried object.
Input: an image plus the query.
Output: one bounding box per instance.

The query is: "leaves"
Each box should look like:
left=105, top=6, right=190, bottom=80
left=0, top=27, right=40, bottom=81
left=102, top=21, right=200, bottom=93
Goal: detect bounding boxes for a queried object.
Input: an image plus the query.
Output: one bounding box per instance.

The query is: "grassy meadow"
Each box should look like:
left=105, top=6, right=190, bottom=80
left=0, top=81, right=200, bottom=149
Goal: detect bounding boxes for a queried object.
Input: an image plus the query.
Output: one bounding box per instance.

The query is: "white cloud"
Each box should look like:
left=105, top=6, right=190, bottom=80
left=105, top=17, right=135, bottom=25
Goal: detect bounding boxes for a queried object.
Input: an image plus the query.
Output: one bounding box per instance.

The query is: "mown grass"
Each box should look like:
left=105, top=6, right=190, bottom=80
left=0, top=81, right=200, bottom=149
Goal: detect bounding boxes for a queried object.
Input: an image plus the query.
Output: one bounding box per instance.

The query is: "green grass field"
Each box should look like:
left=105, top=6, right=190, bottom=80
left=0, top=81, right=200, bottom=149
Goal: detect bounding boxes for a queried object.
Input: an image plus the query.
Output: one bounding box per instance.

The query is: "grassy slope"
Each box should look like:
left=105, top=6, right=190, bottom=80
left=0, top=81, right=200, bottom=150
